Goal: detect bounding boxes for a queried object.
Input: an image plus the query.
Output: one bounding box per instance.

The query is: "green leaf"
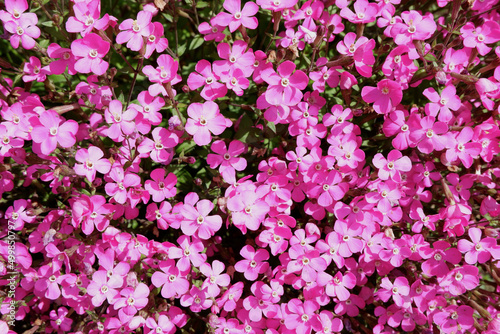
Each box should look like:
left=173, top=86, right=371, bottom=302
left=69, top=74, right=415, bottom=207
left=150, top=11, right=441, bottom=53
left=267, top=121, right=276, bottom=134
left=177, top=44, right=187, bottom=57
left=188, top=36, right=204, bottom=51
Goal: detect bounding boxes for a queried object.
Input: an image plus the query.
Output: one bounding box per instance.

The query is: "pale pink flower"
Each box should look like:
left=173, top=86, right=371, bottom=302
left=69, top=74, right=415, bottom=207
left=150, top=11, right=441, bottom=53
left=185, top=101, right=232, bottom=146
left=74, top=146, right=111, bottom=182
left=212, top=0, right=259, bottom=32
left=30, top=110, right=78, bottom=155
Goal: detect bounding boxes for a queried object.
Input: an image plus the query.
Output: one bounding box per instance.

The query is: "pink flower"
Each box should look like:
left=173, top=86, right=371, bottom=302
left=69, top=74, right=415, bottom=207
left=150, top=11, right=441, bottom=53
left=137, top=127, right=178, bottom=163
left=457, top=227, right=499, bottom=264
left=49, top=307, right=73, bottom=332
left=185, top=101, right=232, bottom=146
left=30, top=110, right=78, bottom=155
left=262, top=60, right=309, bottom=106
left=47, top=43, right=76, bottom=75
left=372, top=150, right=412, bottom=182
left=144, top=168, right=177, bottom=202
left=444, top=127, right=482, bottom=168
left=461, top=21, right=500, bottom=56
left=3, top=14, right=40, bottom=50
left=71, top=33, right=110, bottom=75
left=423, top=85, right=461, bottom=122
left=180, top=192, right=222, bottom=240
left=74, top=146, right=111, bottom=182
left=391, top=10, right=437, bottom=45
left=142, top=54, right=181, bottom=96
left=86, top=270, right=121, bottom=307
left=113, top=283, right=149, bottom=316
left=65, top=0, right=110, bottom=37
left=207, top=140, right=247, bottom=183
left=212, top=0, right=259, bottom=32
left=213, top=40, right=256, bottom=78
left=151, top=259, right=190, bottom=299
left=198, top=20, right=225, bottom=42
left=227, top=187, right=270, bottom=233
left=285, top=299, right=322, bottom=334
left=318, top=271, right=356, bottom=301
left=378, top=277, right=410, bottom=307
left=340, top=0, right=378, bottom=24
left=144, top=22, right=169, bottom=59
left=104, top=166, right=142, bottom=204
left=104, top=100, right=138, bottom=142
left=169, top=235, right=207, bottom=272
left=187, top=60, right=227, bottom=101
left=234, top=245, right=269, bottom=281
left=71, top=194, right=114, bottom=234
left=116, top=11, right=153, bottom=51
left=23, top=56, right=48, bottom=82
left=287, top=247, right=327, bottom=282
left=200, top=260, right=230, bottom=297
left=433, top=305, right=474, bottom=333
left=0, top=123, right=24, bottom=157
left=361, top=79, right=402, bottom=114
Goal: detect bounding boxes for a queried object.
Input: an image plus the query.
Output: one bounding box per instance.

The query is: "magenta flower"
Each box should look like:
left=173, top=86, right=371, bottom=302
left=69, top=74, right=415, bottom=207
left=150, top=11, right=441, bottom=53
left=144, top=22, right=169, bottom=59
left=113, top=283, right=149, bottom=316
left=0, top=0, right=29, bottom=22
left=361, top=79, right=402, bottom=114
left=391, top=10, right=437, bottom=45
left=461, top=21, right=500, bottom=56
left=71, top=194, right=114, bottom=234
left=152, top=259, right=190, bottom=298
left=142, top=54, right=181, bottom=96
left=23, top=56, right=47, bottom=82
left=116, top=11, right=153, bottom=51
left=47, top=43, right=76, bottom=75
left=3, top=14, right=40, bottom=50
left=444, top=127, right=482, bottom=168
left=439, top=265, right=479, bottom=296
left=49, top=307, right=73, bottom=332
left=187, top=60, right=227, bottom=101
left=308, top=170, right=348, bottom=207
left=87, top=270, right=121, bottom=307
left=457, top=227, right=499, bottom=264
left=104, top=100, right=138, bottom=142
left=212, top=0, right=259, bottom=32
left=180, top=192, right=222, bottom=240
left=104, top=166, right=142, bottom=204
left=74, top=146, right=111, bottom=182
left=410, top=116, right=448, bottom=154
left=207, top=140, right=247, bottom=183
left=30, top=110, right=78, bottom=155
left=198, top=20, right=226, bottom=42
left=71, top=33, right=110, bottom=75
left=137, top=127, right=178, bottom=163
left=318, top=271, right=356, bottom=301
left=144, top=168, right=177, bottom=202
left=65, top=0, right=110, bottom=37
left=423, top=85, right=461, bottom=122
left=372, top=150, right=412, bottom=182
left=262, top=60, right=309, bottom=106
left=199, top=260, right=230, bottom=297
left=185, top=101, right=232, bottom=146
left=433, top=305, right=474, bottom=333
left=285, top=299, right=322, bottom=334
left=234, top=245, right=269, bottom=281
left=378, top=277, right=410, bottom=307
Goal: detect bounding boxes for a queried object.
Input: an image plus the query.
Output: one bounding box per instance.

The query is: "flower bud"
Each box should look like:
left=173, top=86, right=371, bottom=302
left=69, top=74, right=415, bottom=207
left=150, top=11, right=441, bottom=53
left=485, top=227, right=499, bottom=238
left=435, top=70, right=447, bottom=85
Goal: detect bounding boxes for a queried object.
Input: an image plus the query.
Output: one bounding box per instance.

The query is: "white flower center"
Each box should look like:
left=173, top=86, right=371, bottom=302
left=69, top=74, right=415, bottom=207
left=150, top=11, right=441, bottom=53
left=89, top=49, right=98, bottom=58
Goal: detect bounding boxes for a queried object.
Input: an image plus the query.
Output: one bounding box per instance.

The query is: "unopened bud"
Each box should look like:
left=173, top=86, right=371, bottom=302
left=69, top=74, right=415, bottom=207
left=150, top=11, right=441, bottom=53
left=484, top=227, right=499, bottom=238
left=435, top=70, right=447, bottom=85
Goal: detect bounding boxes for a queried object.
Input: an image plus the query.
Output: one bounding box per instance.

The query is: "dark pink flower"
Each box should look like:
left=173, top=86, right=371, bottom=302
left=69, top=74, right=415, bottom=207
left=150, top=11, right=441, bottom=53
left=71, top=33, right=110, bottom=75
left=361, top=79, right=402, bottom=114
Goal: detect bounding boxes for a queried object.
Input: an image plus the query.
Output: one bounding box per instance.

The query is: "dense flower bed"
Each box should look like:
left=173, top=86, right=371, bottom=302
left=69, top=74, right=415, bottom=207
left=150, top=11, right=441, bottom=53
left=1, top=0, right=500, bottom=333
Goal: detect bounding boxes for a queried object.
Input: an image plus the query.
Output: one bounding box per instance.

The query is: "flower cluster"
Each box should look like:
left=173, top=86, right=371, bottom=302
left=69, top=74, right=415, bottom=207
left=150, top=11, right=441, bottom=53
left=1, top=0, right=500, bottom=333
